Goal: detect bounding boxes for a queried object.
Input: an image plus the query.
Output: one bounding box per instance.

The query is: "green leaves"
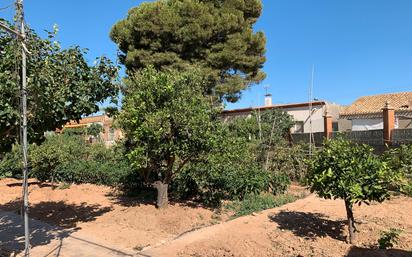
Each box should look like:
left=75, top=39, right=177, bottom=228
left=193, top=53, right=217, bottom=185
left=110, top=0, right=266, bottom=102
left=0, top=23, right=120, bottom=153
left=306, top=137, right=399, bottom=205
left=119, top=67, right=218, bottom=184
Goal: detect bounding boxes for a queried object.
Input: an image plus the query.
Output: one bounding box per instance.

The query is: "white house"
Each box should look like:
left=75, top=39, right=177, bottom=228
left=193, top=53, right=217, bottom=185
left=339, top=92, right=412, bottom=131
left=220, top=94, right=343, bottom=133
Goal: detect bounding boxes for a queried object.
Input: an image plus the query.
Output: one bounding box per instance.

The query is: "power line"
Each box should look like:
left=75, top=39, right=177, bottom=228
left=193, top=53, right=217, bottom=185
left=0, top=4, right=12, bottom=11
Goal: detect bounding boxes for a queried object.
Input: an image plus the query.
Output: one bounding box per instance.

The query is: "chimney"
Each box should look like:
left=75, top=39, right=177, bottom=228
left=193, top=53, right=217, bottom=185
left=264, top=93, right=272, bottom=107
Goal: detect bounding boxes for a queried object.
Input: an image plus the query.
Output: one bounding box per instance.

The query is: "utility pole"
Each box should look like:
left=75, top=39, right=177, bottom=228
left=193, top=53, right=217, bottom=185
left=16, top=0, right=30, bottom=255
left=0, top=1, right=30, bottom=254
left=308, top=65, right=314, bottom=157
left=19, top=1, right=30, bottom=255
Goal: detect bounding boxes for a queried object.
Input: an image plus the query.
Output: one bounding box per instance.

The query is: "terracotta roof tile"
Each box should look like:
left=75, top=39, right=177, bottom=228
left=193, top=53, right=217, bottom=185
left=65, top=115, right=108, bottom=126
left=340, top=92, right=412, bottom=117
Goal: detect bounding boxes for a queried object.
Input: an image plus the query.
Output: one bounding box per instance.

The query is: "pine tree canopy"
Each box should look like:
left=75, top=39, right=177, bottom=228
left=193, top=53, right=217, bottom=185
left=110, top=0, right=266, bottom=102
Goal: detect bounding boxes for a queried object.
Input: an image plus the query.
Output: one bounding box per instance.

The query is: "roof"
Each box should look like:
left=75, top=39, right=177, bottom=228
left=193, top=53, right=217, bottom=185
left=64, top=115, right=111, bottom=127
left=340, top=92, right=412, bottom=118
left=221, top=101, right=326, bottom=115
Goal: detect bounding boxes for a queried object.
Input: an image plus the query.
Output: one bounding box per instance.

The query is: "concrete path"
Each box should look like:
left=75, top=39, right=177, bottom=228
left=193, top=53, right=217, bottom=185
left=0, top=210, right=138, bottom=257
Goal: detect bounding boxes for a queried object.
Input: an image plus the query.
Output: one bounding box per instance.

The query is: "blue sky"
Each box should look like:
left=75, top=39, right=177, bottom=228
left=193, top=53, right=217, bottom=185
left=2, top=0, right=412, bottom=110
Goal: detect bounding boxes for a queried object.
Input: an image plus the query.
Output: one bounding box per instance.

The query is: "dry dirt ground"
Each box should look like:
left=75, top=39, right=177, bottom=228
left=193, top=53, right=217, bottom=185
left=0, top=178, right=411, bottom=257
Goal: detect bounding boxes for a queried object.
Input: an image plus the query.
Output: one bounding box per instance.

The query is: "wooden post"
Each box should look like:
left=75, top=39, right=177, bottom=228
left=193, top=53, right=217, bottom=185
left=382, top=101, right=395, bottom=145
left=323, top=111, right=333, bottom=140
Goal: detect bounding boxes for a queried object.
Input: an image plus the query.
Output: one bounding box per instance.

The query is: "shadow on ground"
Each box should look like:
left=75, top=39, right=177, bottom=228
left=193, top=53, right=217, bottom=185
left=107, top=188, right=212, bottom=210
left=107, top=188, right=157, bottom=207
left=345, top=246, right=412, bottom=257
left=1, top=200, right=112, bottom=228
left=269, top=211, right=346, bottom=241
left=5, top=181, right=53, bottom=188
left=0, top=199, right=112, bottom=255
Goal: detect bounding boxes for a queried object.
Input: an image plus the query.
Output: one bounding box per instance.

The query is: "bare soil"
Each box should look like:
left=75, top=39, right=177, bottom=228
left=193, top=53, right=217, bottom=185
left=145, top=194, right=412, bottom=257
left=0, top=179, right=411, bottom=257
left=0, top=178, right=223, bottom=252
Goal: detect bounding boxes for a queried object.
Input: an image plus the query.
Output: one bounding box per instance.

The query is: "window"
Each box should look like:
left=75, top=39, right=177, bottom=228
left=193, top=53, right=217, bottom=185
left=294, top=121, right=304, bottom=133
left=332, top=122, right=339, bottom=132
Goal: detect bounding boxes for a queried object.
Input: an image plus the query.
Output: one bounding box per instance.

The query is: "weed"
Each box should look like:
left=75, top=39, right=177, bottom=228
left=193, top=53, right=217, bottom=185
left=378, top=228, right=402, bottom=249
left=57, top=182, right=71, bottom=190
left=226, top=193, right=298, bottom=218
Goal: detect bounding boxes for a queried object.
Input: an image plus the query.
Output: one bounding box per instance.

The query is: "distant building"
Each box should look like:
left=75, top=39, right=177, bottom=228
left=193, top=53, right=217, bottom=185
left=61, top=115, right=123, bottom=146
left=340, top=92, right=412, bottom=131
left=220, top=94, right=343, bottom=133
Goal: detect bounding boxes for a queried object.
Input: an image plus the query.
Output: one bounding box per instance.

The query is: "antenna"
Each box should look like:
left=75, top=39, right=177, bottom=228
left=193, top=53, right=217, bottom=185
left=308, top=65, right=315, bottom=156
left=264, top=84, right=270, bottom=95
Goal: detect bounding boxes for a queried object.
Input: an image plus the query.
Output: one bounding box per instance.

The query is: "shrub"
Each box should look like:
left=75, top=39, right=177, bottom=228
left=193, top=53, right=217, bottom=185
left=0, top=144, right=23, bottom=179
left=306, top=137, right=401, bottom=244
left=87, top=123, right=104, bottom=138
left=173, top=135, right=270, bottom=206
left=267, top=143, right=308, bottom=182
left=30, top=134, right=86, bottom=183
left=269, top=172, right=291, bottom=195
left=30, top=134, right=134, bottom=187
left=226, top=193, right=298, bottom=218
left=378, top=228, right=402, bottom=249
left=172, top=127, right=291, bottom=206
left=59, top=160, right=111, bottom=185
left=384, top=144, right=412, bottom=196
left=63, top=127, right=86, bottom=137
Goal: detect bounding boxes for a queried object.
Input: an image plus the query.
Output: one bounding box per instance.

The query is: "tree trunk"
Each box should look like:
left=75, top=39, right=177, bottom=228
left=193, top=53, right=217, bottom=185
left=153, top=181, right=168, bottom=209
left=345, top=200, right=356, bottom=244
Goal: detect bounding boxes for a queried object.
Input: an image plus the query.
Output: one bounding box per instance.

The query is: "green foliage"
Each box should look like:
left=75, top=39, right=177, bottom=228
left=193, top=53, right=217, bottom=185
left=30, top=135, right=86, bottom=182
left=28, top=134, right=132, bottom=186
left=228, top=109, right=294, bottom=145
left=0, top=145, right=23, bottom=178
left=0, top=21, right=119, bottom=153
left=62, top=127, right=86, bottom=137
left=172, top=127, right=291, bottom=206
left=170, top=108, right=295, bottom=206
left=266, top=143, right=308, bottom=182
left=87, top=123, right=104, bottom=138
left=383, top=144, right=412, bottom=196
left=269, top=172, right=291, bottom=195
left=306, top=137, right=399, bottom=205
left=110, top=0, right=266, bottom=102
left=119, top=67, right=218, bottom=186
left=227, top=109, right=300, bottom=178
left=226, top=193, right=298, bottom=218
left=378, top=228, right=402, bottom=249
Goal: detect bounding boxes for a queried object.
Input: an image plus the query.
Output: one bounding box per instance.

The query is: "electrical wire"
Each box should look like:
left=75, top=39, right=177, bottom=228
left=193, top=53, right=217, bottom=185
left=0, top=1, right=13, bottom=11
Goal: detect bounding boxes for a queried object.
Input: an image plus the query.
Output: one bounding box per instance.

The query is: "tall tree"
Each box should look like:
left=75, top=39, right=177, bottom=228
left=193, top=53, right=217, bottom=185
left=110, top=0, right=266, bottom=102
left=0, top=23, right=119, bottom=153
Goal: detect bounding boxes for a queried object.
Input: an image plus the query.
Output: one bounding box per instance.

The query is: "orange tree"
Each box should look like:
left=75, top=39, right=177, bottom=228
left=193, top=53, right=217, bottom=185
left=306, top=138, right=401, bottom=244
left=118, top=67, right=218, bottom=208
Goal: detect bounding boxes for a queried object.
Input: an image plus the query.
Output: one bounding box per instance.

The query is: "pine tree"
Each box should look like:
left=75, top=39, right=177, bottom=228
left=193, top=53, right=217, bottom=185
left=110, top=0, right=266, bottom=102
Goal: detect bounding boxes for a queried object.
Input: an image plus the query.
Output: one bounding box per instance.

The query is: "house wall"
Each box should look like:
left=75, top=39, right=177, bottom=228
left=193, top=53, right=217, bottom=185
left=282, top=105, right=325, bottom=133
left=399, top=118, right=412, bottom=129
left=338, top=119, right=352, bottom=131
left=352, top=119, right=384, bottom=131
left=350, top=116, right=410, bottom=131
left=220, top=102, right=344, bottom=133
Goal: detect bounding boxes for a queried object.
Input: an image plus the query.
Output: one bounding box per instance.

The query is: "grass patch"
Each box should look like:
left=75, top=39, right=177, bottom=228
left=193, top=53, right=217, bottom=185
left=226, top=193, right=299, bottom=218
left=57, top=182, right=71, bottom=190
